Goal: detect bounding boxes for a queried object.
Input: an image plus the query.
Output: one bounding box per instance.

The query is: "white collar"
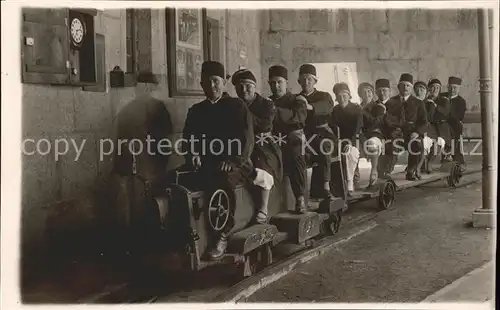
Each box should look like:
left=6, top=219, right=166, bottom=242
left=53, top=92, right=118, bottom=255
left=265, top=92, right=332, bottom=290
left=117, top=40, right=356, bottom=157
left=450, top=94, right=458, bottom=99
left=207, top=95, right=223, bottom=104
left=401, top=94, right=410, bottom=101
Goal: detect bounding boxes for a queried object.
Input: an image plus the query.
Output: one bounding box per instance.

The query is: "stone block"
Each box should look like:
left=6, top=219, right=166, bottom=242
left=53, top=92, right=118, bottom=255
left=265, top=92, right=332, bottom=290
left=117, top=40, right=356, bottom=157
left=370, top=59, right=419, bottom=91
left=456, top=9, right=477, bottom=29
left=269, top=9, right=310, bottom=32
left=387, top=10, right=409, bottom=33
left=23, top=85, right=75, bottom=136
left=73, top=91, right=112, bottom=132
left=374, top=32, right=399, bottom=60
left=22, top=144, right=59, bottom=207
left=351, top=9, right=388, bottom=33
left=334, top=9, right=350, bottom=34
left=472, top=208, right=495, bottom=228
left=308, top=9, right=332, bottom=32
left=102, top=9, right=122, bottom=20
left=59, top=133, right=99, bottom=199
left=433, top=30, right=478, bottom=58
left=407, top=9, right=427, bottom=31
left=428, top=10, right=460, bottom=31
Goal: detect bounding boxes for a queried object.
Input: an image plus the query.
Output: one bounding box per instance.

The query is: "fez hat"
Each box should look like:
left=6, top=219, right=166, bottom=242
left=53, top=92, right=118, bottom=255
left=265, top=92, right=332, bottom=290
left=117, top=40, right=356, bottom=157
left=299, top=64, right=317, bottom=79
left=333, top=82, right=351, bottom=96
left=427, top=78, right=442, bottom=87
left=448, top=76, right=462, bottom=85
left=414, top=81, right=427, bottom=89
left=202, top=61, right=225, bottom=79
left=357, top=82, right=374, bottom=97
left=375, top=78, right=390, bottom=89
left=231, top=68, right=257, bottom=85
left=269, top=65, right=288, bottom=80
left=399, top=73, right=414, bottom=85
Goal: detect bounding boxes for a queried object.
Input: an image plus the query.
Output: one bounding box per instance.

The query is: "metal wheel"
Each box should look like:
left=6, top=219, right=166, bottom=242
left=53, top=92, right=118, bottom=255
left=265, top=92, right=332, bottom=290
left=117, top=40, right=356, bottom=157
left=447, top=163, right=462, bottom=188
left=207, top=189, right=230, bottom=231
left=378, top=180, right=396, bottom=210
left=320, top=210, right=342, bottom=236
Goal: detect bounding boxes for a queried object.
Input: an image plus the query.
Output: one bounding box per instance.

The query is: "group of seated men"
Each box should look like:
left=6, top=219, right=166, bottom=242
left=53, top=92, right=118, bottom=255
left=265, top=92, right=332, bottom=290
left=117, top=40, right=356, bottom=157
left=182, top=60, right=467, bottom=260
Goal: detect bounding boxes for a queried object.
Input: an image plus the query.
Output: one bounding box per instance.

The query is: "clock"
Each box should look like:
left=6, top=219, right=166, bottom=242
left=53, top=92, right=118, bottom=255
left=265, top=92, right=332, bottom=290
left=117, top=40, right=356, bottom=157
left=70, top=17, right=86, bottom=48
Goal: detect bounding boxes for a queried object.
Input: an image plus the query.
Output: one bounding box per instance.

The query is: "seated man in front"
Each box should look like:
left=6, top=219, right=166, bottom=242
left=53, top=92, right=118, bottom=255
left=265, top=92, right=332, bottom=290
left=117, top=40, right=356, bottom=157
left=182, top=61, right=254, bottom=260
left=330, top=83, right=362, bottom=196
left=268, top=65, right=308, bottom=213
left=231, top=68, right=283, bottom=224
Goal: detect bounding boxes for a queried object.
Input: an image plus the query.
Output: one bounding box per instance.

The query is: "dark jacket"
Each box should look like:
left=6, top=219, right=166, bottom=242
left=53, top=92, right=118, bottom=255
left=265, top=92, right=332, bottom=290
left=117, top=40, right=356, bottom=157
left=361, top=100, right=386, bottom=140
left=381, top=97, right=405, bottom=140
left=424, top=96, right=452, bottom=143
left=247, top=93, right=283, bottom=182
left=271, top=92, right=307, bottom=134
left=330, top=102, right=363, bottom=144
left=182, top=92, right=254, bottom=169
left=442, top=92, right=467, bottom=137
left=302, top=89, right=335, bottom=133
left=397, top=95, right=428, bottom=136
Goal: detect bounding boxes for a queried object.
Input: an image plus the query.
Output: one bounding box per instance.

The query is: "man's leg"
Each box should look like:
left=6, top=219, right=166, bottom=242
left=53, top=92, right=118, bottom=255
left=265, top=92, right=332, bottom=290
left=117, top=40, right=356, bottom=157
left=284, top=147, right=307, bottom=213
left=365, top=137, right=382, bottom=186
left=344, top=145, right=361, bottom=194
left=252, top=168, right=274, bottom=223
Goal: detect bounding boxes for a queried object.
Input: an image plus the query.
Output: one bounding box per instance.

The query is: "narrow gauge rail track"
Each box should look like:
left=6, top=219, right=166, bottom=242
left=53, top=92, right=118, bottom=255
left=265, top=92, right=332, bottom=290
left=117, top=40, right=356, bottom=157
left=86, top=169, right=481, bottom=304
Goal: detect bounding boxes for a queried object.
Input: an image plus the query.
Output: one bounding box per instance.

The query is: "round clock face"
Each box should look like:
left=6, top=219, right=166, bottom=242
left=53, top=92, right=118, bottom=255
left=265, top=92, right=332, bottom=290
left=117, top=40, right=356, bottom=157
left=70, top=18, right=85, bottom=44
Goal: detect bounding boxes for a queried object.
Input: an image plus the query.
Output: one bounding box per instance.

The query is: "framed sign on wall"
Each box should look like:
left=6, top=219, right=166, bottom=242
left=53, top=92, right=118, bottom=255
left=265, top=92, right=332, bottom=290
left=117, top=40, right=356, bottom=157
left=166, top=8, right=209, bottom=97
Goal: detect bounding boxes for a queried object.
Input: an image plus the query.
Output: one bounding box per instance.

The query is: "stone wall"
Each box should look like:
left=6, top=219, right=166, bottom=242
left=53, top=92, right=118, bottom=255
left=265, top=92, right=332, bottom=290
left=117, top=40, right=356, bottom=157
left=260, top=9, right=484, bottom=137
left=21, top=9, right=262, bottom=260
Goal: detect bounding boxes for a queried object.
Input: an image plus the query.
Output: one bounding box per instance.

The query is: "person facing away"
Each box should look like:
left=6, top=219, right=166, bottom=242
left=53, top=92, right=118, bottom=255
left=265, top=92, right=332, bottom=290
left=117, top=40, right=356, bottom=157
left=182, top=60, right=255, bottom=260
left=231, top=68, right=283, bottom=225
left=443, top=76, right=467, bottom=170
left=358, top=82, right=385, bottom=186
left=394, top=73, right=428, bottom=181
left=298, top=63, right=337, bottom=202
left=268, top=65, right=308, bottom=213
left=330, top=82, right=362, bottom=196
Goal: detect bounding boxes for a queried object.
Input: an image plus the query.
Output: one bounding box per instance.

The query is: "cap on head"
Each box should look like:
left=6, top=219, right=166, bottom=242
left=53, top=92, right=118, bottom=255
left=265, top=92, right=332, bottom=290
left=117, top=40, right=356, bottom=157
left=269, top=65, right=288, bottom=80
left=299, top=64, right=317, bottom=79
left=448, top=76, right=462, bottom=86
left=201, top=61, right=225, bottom=79
left=427, top=78, right=442, bottom=87
left=333, top=82, right=351, bottom=96
left=357, top=82, right=374, bottom=97
left=399, top=73, right=414, bottom=85
left=414, top=81, right=427, bottom=90
left=375, top=78, right=390, bottom=89
left=231, top=68, right=257, bottom=86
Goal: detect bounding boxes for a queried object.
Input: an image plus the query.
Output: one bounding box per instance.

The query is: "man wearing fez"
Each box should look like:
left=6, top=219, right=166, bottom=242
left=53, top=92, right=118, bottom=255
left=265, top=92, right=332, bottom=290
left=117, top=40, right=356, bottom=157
left=397, top=73, right=428, bottom=180
left=444, top=76, right=467, bottom=170
left=298, top=64, right=337, bottom=201
left=358, top=82, right=385, bottom=186
left=268, top=65, right=309, bottom=213
left=231, top=68, right=283, bottom=224
left=182, top=61, right=254, bottom=260
left=414, top=81, right=437, bottom=173
left=424, top=79, right=453, bottom=171
left=331, top=83, right=362, bottom=195
left=375, top=78, right=404, bottom=179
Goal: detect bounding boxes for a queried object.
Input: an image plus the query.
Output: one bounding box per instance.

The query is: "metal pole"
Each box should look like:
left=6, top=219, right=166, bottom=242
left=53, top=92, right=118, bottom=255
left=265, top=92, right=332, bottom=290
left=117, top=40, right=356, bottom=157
left=478, top=9, right=494, bottom=211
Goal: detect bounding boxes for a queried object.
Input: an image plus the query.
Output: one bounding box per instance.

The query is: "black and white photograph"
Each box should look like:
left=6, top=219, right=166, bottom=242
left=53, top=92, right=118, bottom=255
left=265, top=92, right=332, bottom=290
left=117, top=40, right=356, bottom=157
left=1, top=1, right=498, bottom=308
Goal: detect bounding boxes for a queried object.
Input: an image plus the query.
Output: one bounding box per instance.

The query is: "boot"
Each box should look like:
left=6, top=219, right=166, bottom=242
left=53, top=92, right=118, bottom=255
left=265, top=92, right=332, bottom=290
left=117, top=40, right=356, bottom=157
left=295, top=195, right=307, bottom=214
left=208, top=233, right=228, bottom=260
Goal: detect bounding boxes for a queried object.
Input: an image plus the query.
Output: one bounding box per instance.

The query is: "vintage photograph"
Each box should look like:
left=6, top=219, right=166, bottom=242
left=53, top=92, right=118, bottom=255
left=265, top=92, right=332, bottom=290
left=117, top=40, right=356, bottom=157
left=2, top=0, right=497, bottom=308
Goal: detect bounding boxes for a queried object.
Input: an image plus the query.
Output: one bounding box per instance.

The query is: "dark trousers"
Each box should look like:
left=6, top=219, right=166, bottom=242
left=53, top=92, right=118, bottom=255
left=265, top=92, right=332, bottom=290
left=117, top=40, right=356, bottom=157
left=307, top=129, right=335, bottom=183
left=283, top=147, right=306, bottom=198
left=406, top=136, right=423, bottom=175
left=452, top=134, right=465, bottom=164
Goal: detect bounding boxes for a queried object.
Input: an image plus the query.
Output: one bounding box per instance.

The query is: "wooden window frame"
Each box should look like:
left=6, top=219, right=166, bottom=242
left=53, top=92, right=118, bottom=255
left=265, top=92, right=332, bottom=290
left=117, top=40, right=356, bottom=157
left=165, top=8, right=212, bottom=97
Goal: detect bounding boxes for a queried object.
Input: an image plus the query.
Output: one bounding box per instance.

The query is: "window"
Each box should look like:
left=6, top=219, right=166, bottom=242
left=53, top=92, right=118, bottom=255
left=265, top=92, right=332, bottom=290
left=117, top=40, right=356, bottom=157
left=21, top=8, right=98, bottom=86
left=165, top=8, right=222, bottom=97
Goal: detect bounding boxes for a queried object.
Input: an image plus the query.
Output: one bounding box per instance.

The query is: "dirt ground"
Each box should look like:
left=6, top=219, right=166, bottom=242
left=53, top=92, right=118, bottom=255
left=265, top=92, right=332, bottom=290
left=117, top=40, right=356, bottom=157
left=246, top=175, right=493, bottom=303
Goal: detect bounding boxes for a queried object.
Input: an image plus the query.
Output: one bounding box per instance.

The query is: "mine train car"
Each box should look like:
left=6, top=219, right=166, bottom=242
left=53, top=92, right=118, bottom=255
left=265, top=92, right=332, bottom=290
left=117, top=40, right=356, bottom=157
left=113, top=101, right=463, bottom=278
